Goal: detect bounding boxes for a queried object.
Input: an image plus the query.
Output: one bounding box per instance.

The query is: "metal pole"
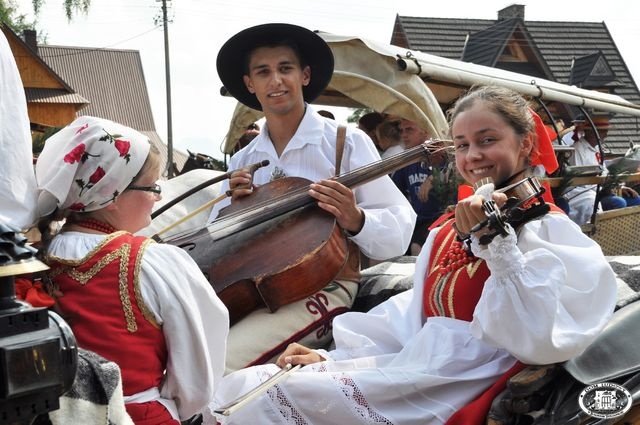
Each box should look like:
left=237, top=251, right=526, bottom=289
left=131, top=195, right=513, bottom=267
left=161, top=0, right=174, bottom=178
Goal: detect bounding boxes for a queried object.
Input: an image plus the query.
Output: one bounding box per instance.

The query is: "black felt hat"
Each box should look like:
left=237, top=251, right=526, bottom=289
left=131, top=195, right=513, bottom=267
left=216, top=23, right=334, bottom=111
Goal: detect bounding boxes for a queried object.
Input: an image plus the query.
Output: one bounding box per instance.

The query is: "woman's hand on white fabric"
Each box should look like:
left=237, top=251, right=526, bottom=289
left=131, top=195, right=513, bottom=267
left=276, top=342, right=326, bottom=368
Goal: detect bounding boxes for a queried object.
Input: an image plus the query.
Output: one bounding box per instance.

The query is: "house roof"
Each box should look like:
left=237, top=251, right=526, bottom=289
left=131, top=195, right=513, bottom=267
left=38, top=45, right=156, bottom=130
left=393, top=14, right=640, bottom=155
left=1, top=25, right=88, bottom=106
left=569, top=51, right=624, bottom=88
left=38, top=44, right=186, bottom=172
left=24, top=87, right=88, bottom=104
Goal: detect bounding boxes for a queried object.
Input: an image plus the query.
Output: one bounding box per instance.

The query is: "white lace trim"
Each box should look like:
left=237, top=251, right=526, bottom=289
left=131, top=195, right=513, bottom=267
left=471, top=225, right=525, bottom=280
left=259, top=368, right=309, bottom=425
left=325, top=365, right=393, bottom=425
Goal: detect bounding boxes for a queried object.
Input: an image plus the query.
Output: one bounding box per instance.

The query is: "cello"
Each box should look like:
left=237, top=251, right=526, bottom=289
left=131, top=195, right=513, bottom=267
left=162, top=140, right=449, bottom=324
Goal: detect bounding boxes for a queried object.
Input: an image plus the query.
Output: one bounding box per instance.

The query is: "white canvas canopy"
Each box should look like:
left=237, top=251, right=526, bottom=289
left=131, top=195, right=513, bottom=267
left=220, top=31, right=640, bottom=155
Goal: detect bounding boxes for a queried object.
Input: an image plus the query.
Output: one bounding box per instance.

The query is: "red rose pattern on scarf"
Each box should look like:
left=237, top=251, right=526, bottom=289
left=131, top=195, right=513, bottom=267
left=99, top=130, right=132, bottom=164
left=114, top=139, right=132, bottom=163
left=65, top=127, right=137, bottom=211
left=64, top=143, right=100, bottom=164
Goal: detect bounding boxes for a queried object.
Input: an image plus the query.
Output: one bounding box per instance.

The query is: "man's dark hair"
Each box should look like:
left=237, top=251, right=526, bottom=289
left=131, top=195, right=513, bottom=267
left=243, top=38, right=307, bottom=75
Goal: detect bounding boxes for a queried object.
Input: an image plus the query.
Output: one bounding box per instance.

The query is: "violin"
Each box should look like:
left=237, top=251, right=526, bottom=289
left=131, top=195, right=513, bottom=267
left=162, top=139, right=450, bottom=324
left=466, top=176, right=549, bottom=245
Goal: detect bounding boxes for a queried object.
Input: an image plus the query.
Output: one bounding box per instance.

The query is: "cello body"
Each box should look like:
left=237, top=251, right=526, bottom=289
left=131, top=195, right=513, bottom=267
left=163, top=140, right=441, bottom=323
left=191, top=177, right=349, bottom=324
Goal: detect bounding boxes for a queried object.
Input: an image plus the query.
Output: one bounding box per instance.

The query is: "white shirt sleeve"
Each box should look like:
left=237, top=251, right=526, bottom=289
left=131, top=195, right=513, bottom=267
left=338, top=127, right=416, bottom=259
left=469, top=213, right=617, bottom=365
left=140, top=243, right=229, bottom=420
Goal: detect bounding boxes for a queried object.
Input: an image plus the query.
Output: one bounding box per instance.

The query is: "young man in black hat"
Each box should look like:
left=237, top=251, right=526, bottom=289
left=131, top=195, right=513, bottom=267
left=211, top=23, right=416, bottom=372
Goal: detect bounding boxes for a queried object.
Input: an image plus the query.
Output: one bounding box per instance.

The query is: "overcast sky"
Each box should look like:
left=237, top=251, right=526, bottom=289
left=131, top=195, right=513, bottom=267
left=15, top=0, right=640, bottom=160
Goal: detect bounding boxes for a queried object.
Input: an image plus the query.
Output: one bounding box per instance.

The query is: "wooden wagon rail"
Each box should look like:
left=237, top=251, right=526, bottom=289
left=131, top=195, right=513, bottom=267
left=539, top=172, right=640, bottom=255
left=543, top=172, right=640, bottom=188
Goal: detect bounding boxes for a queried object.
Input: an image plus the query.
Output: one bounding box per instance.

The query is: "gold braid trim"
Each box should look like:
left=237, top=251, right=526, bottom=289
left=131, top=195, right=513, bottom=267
left=57, top=245, right=128, bottom=285
left=133, top=239, right=160, bottom=329
left=466, top=258, right=483, bottom=279
left=446, top=267, right=466, bottom=320
left=428, top=269, right=448, bottom=317
left=118, top=244, right=137, bottom=332
left=46, top=232, right=129, bottom=270
left=427, top=224, right=455, bottom=315
left=46, top=232, right=139, bottom=333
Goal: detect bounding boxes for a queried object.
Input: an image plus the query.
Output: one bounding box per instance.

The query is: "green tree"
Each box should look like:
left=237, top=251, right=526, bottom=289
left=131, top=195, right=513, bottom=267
left=347, top=107, right=373, bottom=124
left=31, top=0, right=91, bottom=21
left=32, top=126, right=63, bottom=156
left=0, top=0, right=34, bottom=34
left=1, top=0, right=90, bottom=28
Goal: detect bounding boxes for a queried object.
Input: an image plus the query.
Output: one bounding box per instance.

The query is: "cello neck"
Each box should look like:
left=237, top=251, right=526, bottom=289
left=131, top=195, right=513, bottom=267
left=171, top=140, right=445, bottom=244
left=335, top=141, right=437, bottom=188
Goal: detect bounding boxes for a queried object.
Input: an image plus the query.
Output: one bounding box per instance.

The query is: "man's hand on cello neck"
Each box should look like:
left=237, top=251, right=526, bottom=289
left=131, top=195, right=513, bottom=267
left=309, top=179, right=365, bottom=236
left=227, top=171, right=255, bottom=200
left=228, top=171, right=365, bottom=236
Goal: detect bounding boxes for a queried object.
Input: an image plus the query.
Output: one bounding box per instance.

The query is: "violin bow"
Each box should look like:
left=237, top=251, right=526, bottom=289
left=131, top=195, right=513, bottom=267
left=150, top=160, right=270, bottom=242
left=214, top=363, right=301, bottom=416
left=151, top=192, right=229, bottom=242
left=151, top=160, right=270, bottom=220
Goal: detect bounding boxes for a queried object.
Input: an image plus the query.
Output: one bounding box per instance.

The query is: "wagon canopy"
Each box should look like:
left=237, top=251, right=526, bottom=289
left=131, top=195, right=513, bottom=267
left=220, top=31, right=640, bottom=155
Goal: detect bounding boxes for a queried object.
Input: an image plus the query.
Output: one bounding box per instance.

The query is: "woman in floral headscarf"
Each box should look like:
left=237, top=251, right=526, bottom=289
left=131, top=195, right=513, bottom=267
left=35, top=116, right=229, bottom=425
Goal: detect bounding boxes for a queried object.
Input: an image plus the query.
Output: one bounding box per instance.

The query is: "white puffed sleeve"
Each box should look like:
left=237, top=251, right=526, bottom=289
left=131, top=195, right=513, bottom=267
left=140, top=243, right=229, bottom=420
left=340, top=129, right=417, bottom=260
left=469, top=213, right=616, bottom=365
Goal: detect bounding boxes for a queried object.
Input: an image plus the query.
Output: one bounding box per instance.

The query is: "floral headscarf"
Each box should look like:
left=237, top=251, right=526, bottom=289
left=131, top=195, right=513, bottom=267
left=35, top=116, right=151, bottom=216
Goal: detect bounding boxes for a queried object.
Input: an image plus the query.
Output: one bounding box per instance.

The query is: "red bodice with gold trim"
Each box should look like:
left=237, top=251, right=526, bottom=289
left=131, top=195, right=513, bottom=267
left=48, top=232, right=167, bottom=396
left=424, top=203, right=565, bottom=322
left=424, top=219, right=490, bottom=322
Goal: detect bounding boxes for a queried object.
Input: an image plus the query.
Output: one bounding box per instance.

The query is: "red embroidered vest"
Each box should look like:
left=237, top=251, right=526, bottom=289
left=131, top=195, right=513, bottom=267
left=48, top=232, right=167, bottom=396
left=424, top=219, right=490, bottom=321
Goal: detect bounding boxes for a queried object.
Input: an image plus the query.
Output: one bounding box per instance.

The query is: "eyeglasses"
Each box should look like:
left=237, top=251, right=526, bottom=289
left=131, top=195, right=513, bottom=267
left=127, top=183, right=162, bottom=195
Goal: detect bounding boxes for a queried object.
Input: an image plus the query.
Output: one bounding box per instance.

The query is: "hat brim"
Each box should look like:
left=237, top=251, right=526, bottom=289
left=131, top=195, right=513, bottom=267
left=216, top=23, right=334, bottom=111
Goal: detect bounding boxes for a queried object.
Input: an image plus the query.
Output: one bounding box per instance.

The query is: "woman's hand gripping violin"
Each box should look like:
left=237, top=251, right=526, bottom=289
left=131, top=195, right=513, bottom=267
left=463, top=176, right=550, bottom=245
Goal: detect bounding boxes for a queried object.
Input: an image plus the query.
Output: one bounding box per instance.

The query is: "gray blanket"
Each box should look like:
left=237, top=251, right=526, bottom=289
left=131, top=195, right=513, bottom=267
left=48, top=349, right=133, bottom=425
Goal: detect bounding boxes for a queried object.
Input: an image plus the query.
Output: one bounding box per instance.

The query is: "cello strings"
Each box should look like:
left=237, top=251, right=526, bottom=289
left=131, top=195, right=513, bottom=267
left=161, top=140, right=453, bottom=244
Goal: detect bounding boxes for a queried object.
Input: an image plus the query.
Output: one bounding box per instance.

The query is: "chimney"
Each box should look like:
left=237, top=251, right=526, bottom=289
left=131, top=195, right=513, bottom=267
left=22, top=29, right=38, bottom=54
left=498, top=4, right=525, bottom=20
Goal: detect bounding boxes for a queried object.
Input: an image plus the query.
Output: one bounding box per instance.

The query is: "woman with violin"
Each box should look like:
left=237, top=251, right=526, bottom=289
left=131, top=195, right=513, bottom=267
left=210, top=86, right=617, bottom=424
left=34, top=116, right=229, bottom=424
left=211, top=23, right=416, bottom=371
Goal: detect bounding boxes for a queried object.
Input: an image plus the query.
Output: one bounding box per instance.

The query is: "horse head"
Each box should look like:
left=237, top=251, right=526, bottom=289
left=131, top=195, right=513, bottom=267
left=625, top=140, right=640, bottom=161
left=607, top=140, right=640, bottom=174
left=179, top=150, right=219, bottom=175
